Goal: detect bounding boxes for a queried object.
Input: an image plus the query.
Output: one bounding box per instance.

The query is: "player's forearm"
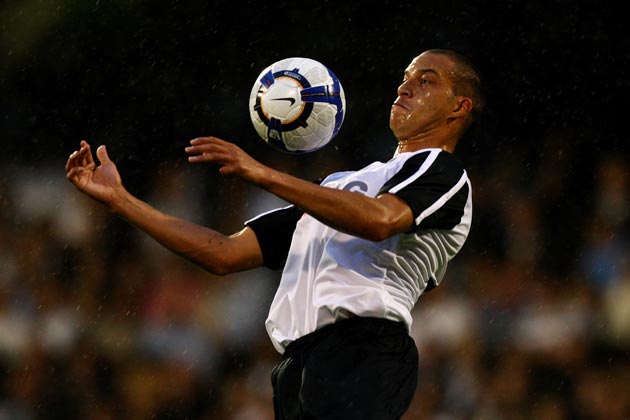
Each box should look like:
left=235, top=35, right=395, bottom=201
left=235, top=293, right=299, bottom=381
left=109, top=189, right=239, bottom=274
left=254, top=168, right=399, bottom=241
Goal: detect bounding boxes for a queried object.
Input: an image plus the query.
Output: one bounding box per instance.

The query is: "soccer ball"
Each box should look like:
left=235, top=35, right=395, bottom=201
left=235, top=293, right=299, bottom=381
left=249, top=57, right=346, bottom=154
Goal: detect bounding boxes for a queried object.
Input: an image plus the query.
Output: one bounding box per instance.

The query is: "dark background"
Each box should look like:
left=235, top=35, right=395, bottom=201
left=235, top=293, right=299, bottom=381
left=1, top=1, right=628, bottom=419
left=2, top=0, right=626, bottom=173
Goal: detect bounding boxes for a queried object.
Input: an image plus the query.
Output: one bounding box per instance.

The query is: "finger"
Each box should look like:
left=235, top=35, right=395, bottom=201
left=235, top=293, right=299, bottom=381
left=188, top=151, right=217, bottom=163
left=219, top=166, right=237, bottom=176
left=188, top=150, right=232, bottom=164
left=65, top=150, right=80, bottom=172
left=66, top=166, right=84, bottom=181
left=189, top=136, right=229, bottom=146
left=185, top=144, right=208, bottom=155
left=66, top=139, right=95, bottom=171
left=187, top=154, right=204, bottom=163
left=189, top=137, right=213, bottom=146
left=78, top=145, right=91, bottom=168
left=96, top=145, right=112, bottom=165
left=187, top=138, right=236, bottom=154
left=188, top=153, right=220, bottom=163
left=81, top=142, right=95, bottom=167
left=185, top=142, right=223, bottom=155
left=66, top=147, right=88, bottom=172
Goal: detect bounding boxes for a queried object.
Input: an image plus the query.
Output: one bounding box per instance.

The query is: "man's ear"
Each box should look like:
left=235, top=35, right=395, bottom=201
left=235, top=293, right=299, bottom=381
left=451, top=97, right=473, bottom=119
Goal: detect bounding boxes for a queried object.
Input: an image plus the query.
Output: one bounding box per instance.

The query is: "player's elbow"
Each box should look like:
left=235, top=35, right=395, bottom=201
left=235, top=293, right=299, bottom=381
left=362, top=214, right=407, bottom=242
left=208, top=259, right=233, bottom=276
left=196, top=228, right=264, bottom=275
left=183, top=251, right=235, bottom=276
left=359, top=194, right=414, bottom=241
left=198, top=245, right=262, bottom=276
left=207, top=253, right=244, bottom=276
left=363, top=226, right=394, bottom=242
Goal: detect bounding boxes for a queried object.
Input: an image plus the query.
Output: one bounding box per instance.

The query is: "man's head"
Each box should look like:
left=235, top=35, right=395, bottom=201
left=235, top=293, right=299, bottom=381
left=390, top=49, right=485, bottom=148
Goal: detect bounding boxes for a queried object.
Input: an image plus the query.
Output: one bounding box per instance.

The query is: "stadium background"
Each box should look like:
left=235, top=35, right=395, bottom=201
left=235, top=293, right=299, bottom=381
left=1, top=1, right=628, bottom=419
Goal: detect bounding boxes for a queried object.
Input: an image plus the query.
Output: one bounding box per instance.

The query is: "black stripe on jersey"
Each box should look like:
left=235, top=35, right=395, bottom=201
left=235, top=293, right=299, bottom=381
left=417, top=180, right=469, bottom=230
left=380, top=151, right=435, bottom=193
left=245, top=205, right=304, bottom=270
left=379, top=151, right=467, bottom=231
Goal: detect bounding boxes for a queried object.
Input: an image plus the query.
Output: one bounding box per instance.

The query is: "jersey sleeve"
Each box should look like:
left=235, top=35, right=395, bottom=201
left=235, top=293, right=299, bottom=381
left=244, top=205, right=304, bottom=270
left=378, top=150, right=471, bottom=231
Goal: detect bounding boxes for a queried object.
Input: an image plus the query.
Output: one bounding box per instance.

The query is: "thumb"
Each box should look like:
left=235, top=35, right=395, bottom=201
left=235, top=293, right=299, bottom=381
left=96, top=145, right=112, bottom=164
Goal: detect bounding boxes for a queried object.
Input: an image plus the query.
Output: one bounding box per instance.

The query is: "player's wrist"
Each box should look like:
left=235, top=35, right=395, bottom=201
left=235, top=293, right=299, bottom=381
left=252, top=165, right=285, bottom=191
left=107, top=186, right=132, bottom=215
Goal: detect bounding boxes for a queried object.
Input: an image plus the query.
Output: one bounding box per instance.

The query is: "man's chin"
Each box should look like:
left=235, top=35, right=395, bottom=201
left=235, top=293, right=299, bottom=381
left=389, top=121, right=407, bottom=140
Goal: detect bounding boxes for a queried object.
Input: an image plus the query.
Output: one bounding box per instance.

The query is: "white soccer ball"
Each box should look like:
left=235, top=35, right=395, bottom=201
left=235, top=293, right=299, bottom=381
left=249, top=57, right=346, bottom=154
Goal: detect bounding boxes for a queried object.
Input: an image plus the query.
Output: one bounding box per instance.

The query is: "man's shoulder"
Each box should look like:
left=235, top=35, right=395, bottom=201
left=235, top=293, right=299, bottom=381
left=396, top=148, right=466, bottom=176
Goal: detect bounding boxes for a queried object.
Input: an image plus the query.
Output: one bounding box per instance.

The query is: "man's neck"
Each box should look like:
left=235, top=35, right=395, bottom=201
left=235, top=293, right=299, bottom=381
left=393, top=127, right=458, bottom=155
left=395, top=138, right=454, bottom=156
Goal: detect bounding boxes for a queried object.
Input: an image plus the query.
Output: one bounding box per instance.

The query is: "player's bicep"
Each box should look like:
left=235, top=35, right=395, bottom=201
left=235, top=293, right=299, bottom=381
left=375, top=193, right=415, bottom=236
left=224, top=227, right=265, bottom=272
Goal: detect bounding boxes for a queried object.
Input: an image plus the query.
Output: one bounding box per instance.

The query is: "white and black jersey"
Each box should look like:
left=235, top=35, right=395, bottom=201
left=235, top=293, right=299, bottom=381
left=246, top=148, right=472, bottom=353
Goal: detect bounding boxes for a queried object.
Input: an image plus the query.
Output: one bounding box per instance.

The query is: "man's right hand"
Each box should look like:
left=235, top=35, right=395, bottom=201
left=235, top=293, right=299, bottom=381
left=65, top=140, right=125, bottom=208
left=65, top=140, right=264, bottom=274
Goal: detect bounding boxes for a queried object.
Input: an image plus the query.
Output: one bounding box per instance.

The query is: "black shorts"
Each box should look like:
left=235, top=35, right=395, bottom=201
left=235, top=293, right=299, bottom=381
left=271, top=317, right=419, bottom=420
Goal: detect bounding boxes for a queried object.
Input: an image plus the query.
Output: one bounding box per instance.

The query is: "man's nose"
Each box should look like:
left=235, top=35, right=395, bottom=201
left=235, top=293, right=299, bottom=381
left=397, top=80, right=412, bottom=97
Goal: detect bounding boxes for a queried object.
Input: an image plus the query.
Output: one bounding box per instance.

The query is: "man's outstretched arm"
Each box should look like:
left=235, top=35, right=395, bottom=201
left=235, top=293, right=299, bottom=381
left=186, top=137, right=415, bottom=242
left=66, top=140, right=263, bottom=275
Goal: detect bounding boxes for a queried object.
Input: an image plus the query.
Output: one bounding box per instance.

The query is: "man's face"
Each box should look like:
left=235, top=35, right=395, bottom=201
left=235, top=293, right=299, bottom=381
left=390, top=52, right=458, bottom=141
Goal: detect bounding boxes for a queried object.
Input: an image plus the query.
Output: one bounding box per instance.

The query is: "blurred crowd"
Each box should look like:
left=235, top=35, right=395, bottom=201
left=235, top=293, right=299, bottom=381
left=0, top=131, right=628, bottom=420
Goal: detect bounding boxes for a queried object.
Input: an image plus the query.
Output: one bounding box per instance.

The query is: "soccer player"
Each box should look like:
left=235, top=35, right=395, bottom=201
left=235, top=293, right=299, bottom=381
left=66, top=49, right=485, bottom=420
